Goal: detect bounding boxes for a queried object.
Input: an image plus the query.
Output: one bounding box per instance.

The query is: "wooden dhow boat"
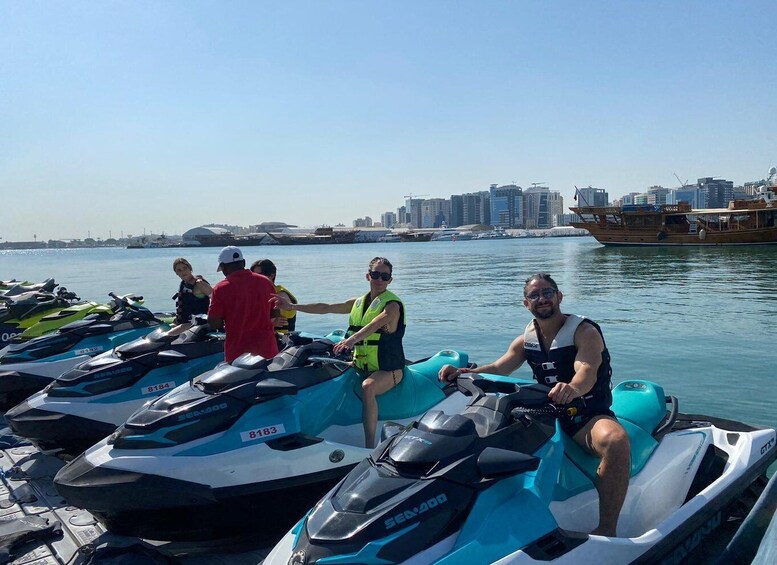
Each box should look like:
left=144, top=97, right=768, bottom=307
left=571, top=185, right=777, bottom=246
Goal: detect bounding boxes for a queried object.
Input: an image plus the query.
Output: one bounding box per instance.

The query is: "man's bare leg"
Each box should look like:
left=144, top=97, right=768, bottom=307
left=574, top=416, right=631, bottom=536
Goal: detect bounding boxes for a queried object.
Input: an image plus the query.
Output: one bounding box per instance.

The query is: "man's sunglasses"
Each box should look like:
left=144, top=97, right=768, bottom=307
left=525, top=288, right=557, bottom=302
left=368, top=271, right=392, bottom=281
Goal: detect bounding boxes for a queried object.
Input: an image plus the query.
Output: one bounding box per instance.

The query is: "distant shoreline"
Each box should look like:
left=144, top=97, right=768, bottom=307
left=0, top=231, right=591, bottom=251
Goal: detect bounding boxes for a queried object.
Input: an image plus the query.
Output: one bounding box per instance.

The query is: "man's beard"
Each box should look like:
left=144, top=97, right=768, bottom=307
left=532, top=305, right=556, bottom=320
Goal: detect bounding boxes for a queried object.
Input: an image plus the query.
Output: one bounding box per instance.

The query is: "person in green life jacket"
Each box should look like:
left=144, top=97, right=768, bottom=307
left=272, top=257, right=405, bottom=448
left=250, top=259, right=297, bottom=334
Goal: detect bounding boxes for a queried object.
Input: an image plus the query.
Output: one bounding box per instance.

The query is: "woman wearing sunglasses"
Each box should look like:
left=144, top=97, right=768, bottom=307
left=272, top=257, right=405, bottom=448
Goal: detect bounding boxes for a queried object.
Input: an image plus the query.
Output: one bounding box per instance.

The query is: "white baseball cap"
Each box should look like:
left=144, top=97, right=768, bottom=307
left=217, top=246, right=244, bottom=271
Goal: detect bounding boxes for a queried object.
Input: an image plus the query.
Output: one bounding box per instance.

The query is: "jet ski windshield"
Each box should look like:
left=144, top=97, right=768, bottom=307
left=198, top=338, right=343, bottom=394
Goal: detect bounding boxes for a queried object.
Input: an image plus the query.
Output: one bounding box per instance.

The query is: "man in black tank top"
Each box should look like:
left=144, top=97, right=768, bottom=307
left=439, top=273, right=630, bottom=537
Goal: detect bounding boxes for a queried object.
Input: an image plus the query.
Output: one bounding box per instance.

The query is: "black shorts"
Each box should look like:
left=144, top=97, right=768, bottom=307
left=560, top=408, right=616, bottom=438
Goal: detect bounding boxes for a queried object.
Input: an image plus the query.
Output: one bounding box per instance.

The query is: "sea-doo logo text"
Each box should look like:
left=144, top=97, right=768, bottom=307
left=384, top=493, right=448, bottom=530
left=177, top=403, right=228, bottom=421
left=660, top=511, right=721, bottom=565
left=524, top=341, right=541, bottom=351
left=685, top=436, right=705, bottom=475
left=75, top=346, right=103, bottom=355
left=1, top=331, right=20, bottom=342
left=404, top=435, right=432, bottom=446
left=761, top=437, right=775, bottom=455
left=99, top=366, right=134, bottom=378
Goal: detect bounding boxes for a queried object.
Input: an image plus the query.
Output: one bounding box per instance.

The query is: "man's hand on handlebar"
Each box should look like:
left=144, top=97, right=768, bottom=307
left=438, top=364, right=471, bottom=383
left=548, top=382, right=582, bottom=405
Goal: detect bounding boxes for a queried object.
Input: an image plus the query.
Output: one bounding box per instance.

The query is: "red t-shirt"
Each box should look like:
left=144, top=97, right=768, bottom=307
left=208, top=269, right=279, bottom=363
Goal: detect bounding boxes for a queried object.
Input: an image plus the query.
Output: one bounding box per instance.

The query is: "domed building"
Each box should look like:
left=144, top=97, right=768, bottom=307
left=182, top=226, right=234, bottom=247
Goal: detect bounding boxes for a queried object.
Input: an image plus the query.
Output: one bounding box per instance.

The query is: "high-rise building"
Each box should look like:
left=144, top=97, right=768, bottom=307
left=420, top=198, right=450, bottom=228
left=353, top=216, right=373, bottom=228
left=381, top=211, right=397, bottom=229
left=548, top=191, right=564, bottom=226
left=620, top=192, right=641, bottom=206
left=396, top=205, right=408, bottom=226
left=524, top=186, right=551, bottom=229
left=449, top=195, right=464, bottom=227
left=647, top=185, right=670, bottom=206
left=697, top=177, right=733, bottom=209
left=405, top=198, right=425, bottom=228
left=461, top=191, right=490, bottom=225
left=669, top=185, right=700, bottom=207
left=575, top=186, right=608, bottom=207
left=489, top=184, right=523, bottom=228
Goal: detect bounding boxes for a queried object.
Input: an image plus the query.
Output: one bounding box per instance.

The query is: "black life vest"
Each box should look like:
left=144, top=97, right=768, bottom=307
left=174, top=280, right=210, bottom=324
left=523, top=314, right=613, bottom=413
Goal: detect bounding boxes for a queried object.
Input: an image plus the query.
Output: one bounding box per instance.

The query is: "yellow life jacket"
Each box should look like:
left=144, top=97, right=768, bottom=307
left=275, top=284, right=297, bottom=333
left=347, top=290, right=405, bottom=374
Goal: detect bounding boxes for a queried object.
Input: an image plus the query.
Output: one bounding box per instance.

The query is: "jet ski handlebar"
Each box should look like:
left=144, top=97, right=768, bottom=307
left=456, top=374, right=520, bottom=398
left=306, top=352, right=353, bottom=367
left=56, top=287, right=79, bottom=301
left=456, top=375, right=586, bottom=419
left=108, top=292, right=144, bottom=308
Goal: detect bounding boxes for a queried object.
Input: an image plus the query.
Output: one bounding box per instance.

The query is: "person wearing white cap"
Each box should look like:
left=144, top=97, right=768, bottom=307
left=207, top=246, right=279, bottom=363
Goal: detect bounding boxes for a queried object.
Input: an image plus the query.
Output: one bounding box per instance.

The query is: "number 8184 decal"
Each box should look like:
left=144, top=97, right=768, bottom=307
left=240, top=424, right=286, bottom=442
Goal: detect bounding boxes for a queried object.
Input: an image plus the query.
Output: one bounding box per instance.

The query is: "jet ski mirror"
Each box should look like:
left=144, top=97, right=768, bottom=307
left=255, top=378, right=298, bottom=399
left=380, top=421, right=406, bottom=442
left=456, top=375, right=482, bottom=398
left=156, top=350, right=188, bottom=365
left=477, top=447, right=540, bottom=478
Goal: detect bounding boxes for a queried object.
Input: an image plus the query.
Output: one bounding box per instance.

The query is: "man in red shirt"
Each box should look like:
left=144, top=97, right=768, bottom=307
left=207, top=246, right=279, bottom=363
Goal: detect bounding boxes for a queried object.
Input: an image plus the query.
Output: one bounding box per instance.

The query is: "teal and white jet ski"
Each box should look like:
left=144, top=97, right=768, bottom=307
left=54, top=338, right=471, bottom=542
left=264, top=375, right=776, bottom=565
left=6, top=318, right=226, bottom=458
left=0, top=294, right=169, bottom=410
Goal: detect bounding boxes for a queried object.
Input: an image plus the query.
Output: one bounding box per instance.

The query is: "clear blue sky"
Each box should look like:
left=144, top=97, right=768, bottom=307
left=2, top=1, right=776, bottom=241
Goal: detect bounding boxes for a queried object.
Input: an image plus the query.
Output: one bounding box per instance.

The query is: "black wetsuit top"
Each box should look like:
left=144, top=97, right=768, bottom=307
left=174, top=280, right=210, bottom=324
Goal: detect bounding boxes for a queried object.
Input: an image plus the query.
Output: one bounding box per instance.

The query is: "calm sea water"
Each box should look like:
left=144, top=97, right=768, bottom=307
left=2, top=238, right=776, bottom=433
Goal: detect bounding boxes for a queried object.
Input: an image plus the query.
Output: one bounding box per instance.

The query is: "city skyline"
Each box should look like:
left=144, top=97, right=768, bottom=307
left=3, top=2, right=776, bottom=241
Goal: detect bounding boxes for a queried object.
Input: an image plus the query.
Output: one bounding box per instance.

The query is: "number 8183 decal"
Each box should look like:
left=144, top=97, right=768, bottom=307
left=240, top=424, right=286, bottom=442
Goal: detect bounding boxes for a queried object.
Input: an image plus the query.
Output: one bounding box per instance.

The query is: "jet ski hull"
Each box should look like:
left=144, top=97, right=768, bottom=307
left=55, top=452, right=353, bottom=541
left=4, top=407, right=118, bottom=455
left=6, top=340, right=224, bottom=457
left=54, top=390, right=469, bottom=541
left=0, top=356, right=91, bottom=411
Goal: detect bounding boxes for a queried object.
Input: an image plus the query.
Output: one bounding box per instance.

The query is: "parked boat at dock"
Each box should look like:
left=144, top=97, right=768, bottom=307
left=397, top=231, right=433, bottom=242
left=265, top=226, right=358, bottom=245
left=571, top=185, right=777, bottom=246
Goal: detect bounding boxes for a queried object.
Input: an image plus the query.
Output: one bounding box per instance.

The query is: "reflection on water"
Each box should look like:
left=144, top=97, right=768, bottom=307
left=2, top=239, right=776, bottom=432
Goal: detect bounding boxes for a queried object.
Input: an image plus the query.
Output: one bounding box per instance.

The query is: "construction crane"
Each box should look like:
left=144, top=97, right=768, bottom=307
left=403, top=193, right=429, bottom=201
left=673, top=173, right=689, bottom=188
